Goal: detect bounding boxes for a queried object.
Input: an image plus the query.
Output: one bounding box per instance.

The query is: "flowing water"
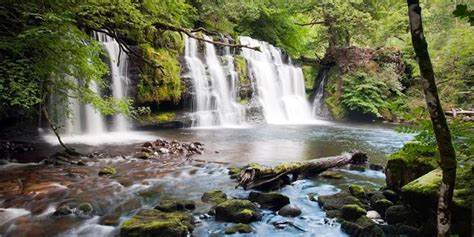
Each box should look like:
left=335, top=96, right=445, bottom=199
left=0, top=122, right=413, bottom=237
left=240, top=37, right=313, bottom=124
left=184, top=35, right=245, bottom=127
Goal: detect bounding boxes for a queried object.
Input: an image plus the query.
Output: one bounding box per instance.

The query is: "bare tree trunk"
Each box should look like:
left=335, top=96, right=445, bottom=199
left=41, top=100, right=75, bottom=154
left=406, top=1, right=457, bottom=236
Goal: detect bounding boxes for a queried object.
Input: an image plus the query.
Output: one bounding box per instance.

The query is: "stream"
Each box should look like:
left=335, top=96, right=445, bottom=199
left=0, top=122, right=413, bottom=237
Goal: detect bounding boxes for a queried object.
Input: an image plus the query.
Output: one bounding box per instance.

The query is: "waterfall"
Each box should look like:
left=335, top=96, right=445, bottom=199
left=312, top=72, right=327, bottom=117
left=59, top=32, right=130, bottom=135
left=239, top=37, right=313, bottom=124
left=184, top=34, right=245, bottom=127
left=93, top=32, right=130, bottom=131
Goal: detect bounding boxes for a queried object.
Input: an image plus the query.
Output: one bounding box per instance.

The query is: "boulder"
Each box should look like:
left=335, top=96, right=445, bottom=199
left=366, top=210, right=381, bottom=220
left=248, top=192, right=290, bottom=211
left=277, top=204, right=302, bottom=217
left=224, top=223, right=252, bottom=234
left=326, top=210, right=342, bottom=219
left=317, top=192, right=364, bottom=211
left=368, top=192, right=386, bottom=206
left=342, top=204, right=367, bottom=220
left=372, top=199, right=393, bottom=217
left=121, top=209, right=193, bottom=237
left=341, top=216, right=375, bottom=236
left=398, top=225, right=419, bottom=237
left=349, top=185, right=366, bottom=200
left=155, top=199, right=195, bottom=212
left=320, top=170, right=343, bottom=179
left=382, top=190, right=399, bottom=203
left=359, top=224, right=384, bottom=237
left=98, top=166, right=116, bottom=176
left=201, top=190, right=227, bottom=205
left=384, top=205, right=415, bottom=225
left=214, top=200, right=261, bottom=224
left=369, top=164, right=384, bottom=171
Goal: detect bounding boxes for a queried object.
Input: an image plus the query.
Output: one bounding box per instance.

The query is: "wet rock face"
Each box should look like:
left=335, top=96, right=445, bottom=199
left=277, top=204, right=302, bottom=217
left=248, top=192, right=290, bottom=211
left=214, top=200, right=261, bottom=224
left=317, top=192, right=364, bottom=211
left=120, top=209, right=194, bottom=237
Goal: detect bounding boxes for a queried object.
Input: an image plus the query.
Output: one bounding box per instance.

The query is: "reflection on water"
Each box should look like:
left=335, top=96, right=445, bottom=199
left=1, top=122, right=413, bottom=236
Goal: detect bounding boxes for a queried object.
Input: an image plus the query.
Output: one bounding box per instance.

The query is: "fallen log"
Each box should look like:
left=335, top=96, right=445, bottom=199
left=235, top=151, right=368, bottom=191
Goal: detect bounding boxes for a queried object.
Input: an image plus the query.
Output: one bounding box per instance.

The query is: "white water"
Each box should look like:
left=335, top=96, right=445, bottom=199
left=184, top=34, right=245, bottom=127
left=239, top=36, right=314, bottom=124
left=312, top=72, right=327, bottom=117
left=94, top=32, right=130, bottom=132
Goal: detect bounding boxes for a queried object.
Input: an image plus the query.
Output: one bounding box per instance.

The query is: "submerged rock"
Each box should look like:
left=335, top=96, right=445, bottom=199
left=155, top=198, right=195, bottom=212
left=214, top=200, right=261, bottom=223
left=121, top=209, right=193, bottom=237
left=201, top=190, right=227, bottom=205
left=278, top=204, right=302, bottom=217
left=320, top=170, right=343, bottom=179
left=224, top=223, right=252, bottom=234
left=248, top=192, right=290, bottom=211
left=98, top=166, right=116, bottom=176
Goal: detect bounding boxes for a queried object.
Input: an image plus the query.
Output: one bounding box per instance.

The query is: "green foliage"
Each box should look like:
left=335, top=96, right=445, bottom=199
left=453, top=4, right=474, bottom=25
left=138, top=45, right=182, bottom=103
left=302, top=66, right=316, bottom=91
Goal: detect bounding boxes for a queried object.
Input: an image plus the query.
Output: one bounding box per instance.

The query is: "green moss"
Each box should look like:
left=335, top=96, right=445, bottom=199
left=215, top=200, right=261, bottom=223
left=302, top=65, right=316, bottom=91
left=138, top=44, right=181, bottom=104
left=142, top=112, right=176, bottom=123
left=202, top=190, right=227, bottom=205
left=355, top=215, right=375, bottom=228
left=239, top=99, right=249, bottom=105
left=234, top=56, right=249, bottom=86
left=348, top=185, right=366, bottom=199
left=273, top=161, right=304, bottom=174
left=121, top=209, right=193, bottom=237
left=155, top=198, right=195, bottom=212
left=342, top=204, right=367, bottom=220
left=78, top=202, right=93, bottom=214
left=225, top=223, right=252, bottom=234
left=98, top=166, right=117, bottom=177
left=228, top=167, right=242, bottom=175
left=320, top=170, right=343, bottom=179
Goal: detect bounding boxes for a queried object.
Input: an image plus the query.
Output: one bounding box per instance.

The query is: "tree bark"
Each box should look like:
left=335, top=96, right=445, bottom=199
left=236, top=151, right=367, bottom=190
left=406, top=1, right=457, bottom=236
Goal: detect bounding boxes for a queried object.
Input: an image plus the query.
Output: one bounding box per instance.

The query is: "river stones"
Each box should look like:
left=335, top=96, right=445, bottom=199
left=277, top=204, right=302, bottom=217
left=155, top=198, right=195, bottom=212
left=349, top=185, right=366, bottom=200
left=320, top=170, right=343, bottom=179
left=121, top=209, right=193, bottom=237
left=214, top=200, right=261, bottom=223
left=224, top=223, right=252, bottom=234
left=248, top=192, right=290, bottom=211
left=340, top=216, right=376, bottom=237
left=201, top=190, right=227, bottom=205
left=317, top=192, right=363, bottom=211
left=342, top=204, right=367, bottom=220
left=53, top=202, right=94, bottom=217
left=98, top=166, right=116, bottom=176
left=384, top=205, right=415, bottom=225
left=382, top=190, right=399, bottom=203
left=372, top=199, right=393, bottom=216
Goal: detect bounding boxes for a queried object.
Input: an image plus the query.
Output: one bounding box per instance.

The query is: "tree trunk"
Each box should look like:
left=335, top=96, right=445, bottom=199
left=406, top=1, right=457, bottom=236
left=236, top=151, right=367, bottom=191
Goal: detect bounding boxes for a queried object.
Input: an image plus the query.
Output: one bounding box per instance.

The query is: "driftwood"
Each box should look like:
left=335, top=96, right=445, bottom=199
left=445, top=109, right=474, bottom=117
left=235, top=151, right=368, bottom=191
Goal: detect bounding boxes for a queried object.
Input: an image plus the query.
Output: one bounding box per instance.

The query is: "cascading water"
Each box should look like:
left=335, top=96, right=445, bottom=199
left=239, top=36, right=313, bottom=124
left=312, top=72, right=327, bottom=117
left=93, top=32, right=130, bottom=131
left=60, top=32, right=130, bottom=135
left=184, top=34, right=245, bottom=127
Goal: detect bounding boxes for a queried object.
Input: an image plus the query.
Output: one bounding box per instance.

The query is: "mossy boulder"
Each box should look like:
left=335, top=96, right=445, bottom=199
left=248, top=192, right=290, bottom=211
left=77, top=202, right=94, bottom=215
left=382, top=190, right=399, bottom=204
left=155, top=198, right=195, bottom=212
left=201, top=190, right=227, bottom=205
left=341, top=216, right=376, bottom=236
left=99, top=166, right=117, bottom=177
left=385, top=142, right=438, bottom=190
left=317, top=192, right=364, bottom=211
left=320, top=170, right=343, bottom=179
left=214, top=200, right=261, bottom=224
left=372, top=199, right=393, bottom=217
left=349, top=185, right=366, bottom=200
left=342, top=204, right=367, bottom=220
left=121, top=209, right=193, bottom=237
left=224, top=223, right=252, bottom=234
left=384, top=205, right=415, bottom=225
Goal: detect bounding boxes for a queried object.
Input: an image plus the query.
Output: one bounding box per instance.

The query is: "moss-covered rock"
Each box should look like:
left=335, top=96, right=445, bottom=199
left=349, top=185, right=366, bottom=200
left=214, top=200, right=261, bottom=224
left=384, top=205, right=415, bottom=225
left=121, top=209, right=193, bottom=237
left=201, top=190, right=227, bottom=205
left=385, top=142, right=438, bottom=190
left=317, top=192, right=364, bottom=211
left=155, top=198, right=195, bottom=212
left=342, top=204, right=367, bottom=220
left=98, top=166, right=116, bottom=177
left=224, top=223, right=252, bottom=234
left=320, top=170, right=343, bottom=179
left=341, top=216, right=376, bottom=236
left=372, top=199, right=393, bottom=217
left=248, top=192, right=290, bottom=211
left=77, top=202, right=94, bottom=215
left=227, top=167, right=242, bottom=175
